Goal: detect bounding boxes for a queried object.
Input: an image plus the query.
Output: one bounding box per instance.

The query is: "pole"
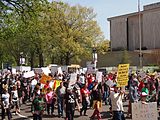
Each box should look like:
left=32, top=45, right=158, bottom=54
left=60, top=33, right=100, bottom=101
left=138, top=0, right=142, bottom=69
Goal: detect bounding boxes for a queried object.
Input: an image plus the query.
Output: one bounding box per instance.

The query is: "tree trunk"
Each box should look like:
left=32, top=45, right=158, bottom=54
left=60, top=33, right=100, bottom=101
left=39, top=52, right=44, bottom=67
left=30, top=52, right=34, bottom=70
left=51, top=56, right=55, bottom=64
left=16, top=57, right=20, bottom=66
left=65, top=52, right=70, bottom=65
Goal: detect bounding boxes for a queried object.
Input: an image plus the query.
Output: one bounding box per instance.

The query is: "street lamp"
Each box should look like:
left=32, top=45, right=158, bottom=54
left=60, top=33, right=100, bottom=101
left=138, top=0, right=143, bottom=69
left=92, top=45, right=97, bottom=71
left=20, top=52, right=23, bottom=72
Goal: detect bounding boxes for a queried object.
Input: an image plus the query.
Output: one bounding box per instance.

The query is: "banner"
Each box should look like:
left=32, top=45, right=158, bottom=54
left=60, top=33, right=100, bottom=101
left=132, top=102, right=157, bottom=120
left=53, top=80, right=62, bottom=90
left=117, top=64, right=129, bottom=87
left=23, top=71, right=35, bottom=78
left=40, top=74, right=52, bottom=84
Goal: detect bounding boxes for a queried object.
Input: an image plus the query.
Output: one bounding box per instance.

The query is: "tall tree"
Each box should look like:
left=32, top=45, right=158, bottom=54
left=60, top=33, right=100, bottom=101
left=44, top=2, right=106, bottom=65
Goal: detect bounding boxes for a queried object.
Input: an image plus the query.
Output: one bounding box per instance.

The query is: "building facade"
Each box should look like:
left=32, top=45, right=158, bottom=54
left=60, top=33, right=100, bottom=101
left=108, top=2, right=160, bottom=51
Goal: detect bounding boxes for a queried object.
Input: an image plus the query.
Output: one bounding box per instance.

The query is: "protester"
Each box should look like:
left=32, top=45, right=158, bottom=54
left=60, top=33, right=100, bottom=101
left=64, top=87, right=80, bottom=120
left=109, top=84, right=125, bottom=120
left=11, top=85, right=20, bottom=114
left=45, top=87, right=54, bottom=115
left=102, top=76, right=110, bottom=105
left=1, top=85, right=12, bottom=120
left=127, top=79, right=139, bottom=118
left=80, top=83, right=90, bottom=116
left=56, top=82, right=66, bottom=118
left=90, top=82, right=102, bottom=120
left=31, top=93, right=45, bottom=120
left=141, top=92, right=148, bottom=104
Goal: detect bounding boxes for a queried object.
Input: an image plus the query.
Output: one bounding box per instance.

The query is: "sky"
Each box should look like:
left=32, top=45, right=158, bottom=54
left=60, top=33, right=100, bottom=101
left=53, top=0, right=160, bottom=40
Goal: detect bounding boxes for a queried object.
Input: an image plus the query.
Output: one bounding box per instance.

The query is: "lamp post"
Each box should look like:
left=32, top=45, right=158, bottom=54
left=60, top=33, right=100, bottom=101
left=92, top=46, right=97, bottom=71
left=20, top=52, right=23, bottom=72
left=138, top=0, right=143, bottom=69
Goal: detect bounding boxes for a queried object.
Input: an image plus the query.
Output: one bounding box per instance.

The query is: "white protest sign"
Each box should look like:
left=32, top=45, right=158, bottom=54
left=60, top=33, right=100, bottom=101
left=23, top=71, right=35, bottom=78
left=132, top=102, right=157, bottom=120
left=86, top=61, right=96, bottom=74
left=33, top=68, right=42, bottom=74
left=57, top=67, right=63, bottom=75
left=12, top=68, right=17, bottom=74
left=50, top=66, right=58, bottom=75
left=2, top=69, right=8, bottom=74
left=138, top=71, right=146, bottom=78
left=96, top=71, right=103, bottom=83
left=41, top=67, right=51, bottom=75
left=69, top=73, right=77, bottom=86
left=105, top=79, right=114, bottom=87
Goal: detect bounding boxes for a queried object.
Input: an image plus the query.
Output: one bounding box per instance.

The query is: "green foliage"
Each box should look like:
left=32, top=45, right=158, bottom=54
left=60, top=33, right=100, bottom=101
left=0, top=1, right=109, bottom=68
left=120, top=50, right=131, bottom=64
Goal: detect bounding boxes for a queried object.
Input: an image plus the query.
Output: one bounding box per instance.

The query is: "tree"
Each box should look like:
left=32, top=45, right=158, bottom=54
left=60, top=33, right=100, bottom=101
left=43, top=2, right=106, bottom=65
left=120, top=50, right=131, bottom=64
left=0, top=1, right=109, bottom=68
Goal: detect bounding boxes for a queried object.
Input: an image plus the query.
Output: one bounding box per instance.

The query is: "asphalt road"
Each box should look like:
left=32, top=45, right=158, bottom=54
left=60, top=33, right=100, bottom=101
left=1, top=101, right=130, bottom=120
left=1, top=101, right=160, bottom=120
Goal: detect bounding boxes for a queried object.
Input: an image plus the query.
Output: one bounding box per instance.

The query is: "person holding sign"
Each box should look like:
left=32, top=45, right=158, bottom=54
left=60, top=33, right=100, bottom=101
left=127, top=79, right=139, bottom=118
left=110, top=84, right=125, bottom=120
left=90, top=81, right=102, bottom=120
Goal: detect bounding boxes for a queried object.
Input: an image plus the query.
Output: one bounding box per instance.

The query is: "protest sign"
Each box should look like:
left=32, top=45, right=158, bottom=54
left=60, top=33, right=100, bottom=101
left=117, top=64, right=129, bottom=87
left=138, top=71, right=146, bottom=78
left=86, top=61, right=96, bottom=74
left=57, top=67, right=63, bottom=75
left=132, top=102, right=157, bottom=120
left=33, top=68, right=42, bottom=74
left=105, top=79, right=114, bottom=87
left=69, top=73, right=77, bottom=86
left=40, top=74, right=52, bottom=84
left=96, top=71, right=103, bottom=83
left=23, top=71, right=35, bottom=78
left=16, top=66, right=31, bottom=72
left=41, top=67, right=51, bottom=75
left=12, top=68, right=17, bottom=74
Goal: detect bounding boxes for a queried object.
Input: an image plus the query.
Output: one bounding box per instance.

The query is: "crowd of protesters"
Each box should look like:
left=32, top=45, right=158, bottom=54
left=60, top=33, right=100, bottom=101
left=0, top=68, right=160, bottom=120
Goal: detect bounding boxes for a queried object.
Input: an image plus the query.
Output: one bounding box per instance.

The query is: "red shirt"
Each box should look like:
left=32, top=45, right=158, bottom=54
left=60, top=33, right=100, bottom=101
left=87, top=77, right=93, bottom=86
left=138, top=81, right=144, bottom=92
left=81, top=88, right=90, bottom=99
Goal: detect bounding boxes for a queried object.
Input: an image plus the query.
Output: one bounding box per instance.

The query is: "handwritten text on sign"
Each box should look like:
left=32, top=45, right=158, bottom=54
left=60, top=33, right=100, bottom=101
left=132, top=102, right=157, bottom=120
left=117, top=64, right=129, bottom=87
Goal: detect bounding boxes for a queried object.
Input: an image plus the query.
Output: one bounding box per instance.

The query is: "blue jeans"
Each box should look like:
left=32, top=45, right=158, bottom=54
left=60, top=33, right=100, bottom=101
left=46, top=102, right=54, bottom=115
left=80, top=99, right=88, bottom=115
left=57, top=97, right=63, bottom=116
left=113, top=111, right=125, bottom=120
left=33, top=114, right=42, bottom=120
left=103, top=91, right=109, bottom=104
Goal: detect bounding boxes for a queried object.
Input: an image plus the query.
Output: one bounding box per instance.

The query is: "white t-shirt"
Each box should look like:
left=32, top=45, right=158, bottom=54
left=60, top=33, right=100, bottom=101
left=2, top=93, right=10, bottom=107
left=11, top=90, right=18, bottom=100
left=110, top=91, right=124, bottom=111
left=80, top=76, right=85, bottom=84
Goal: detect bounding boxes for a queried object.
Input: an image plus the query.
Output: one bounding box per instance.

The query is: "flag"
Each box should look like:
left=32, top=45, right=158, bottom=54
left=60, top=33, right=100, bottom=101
left=40, top=74, right=52, bottom=84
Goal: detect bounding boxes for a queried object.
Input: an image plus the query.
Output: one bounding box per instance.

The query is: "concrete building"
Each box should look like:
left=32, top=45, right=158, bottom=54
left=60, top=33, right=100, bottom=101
left=108, top=2, right=160, bottom=51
